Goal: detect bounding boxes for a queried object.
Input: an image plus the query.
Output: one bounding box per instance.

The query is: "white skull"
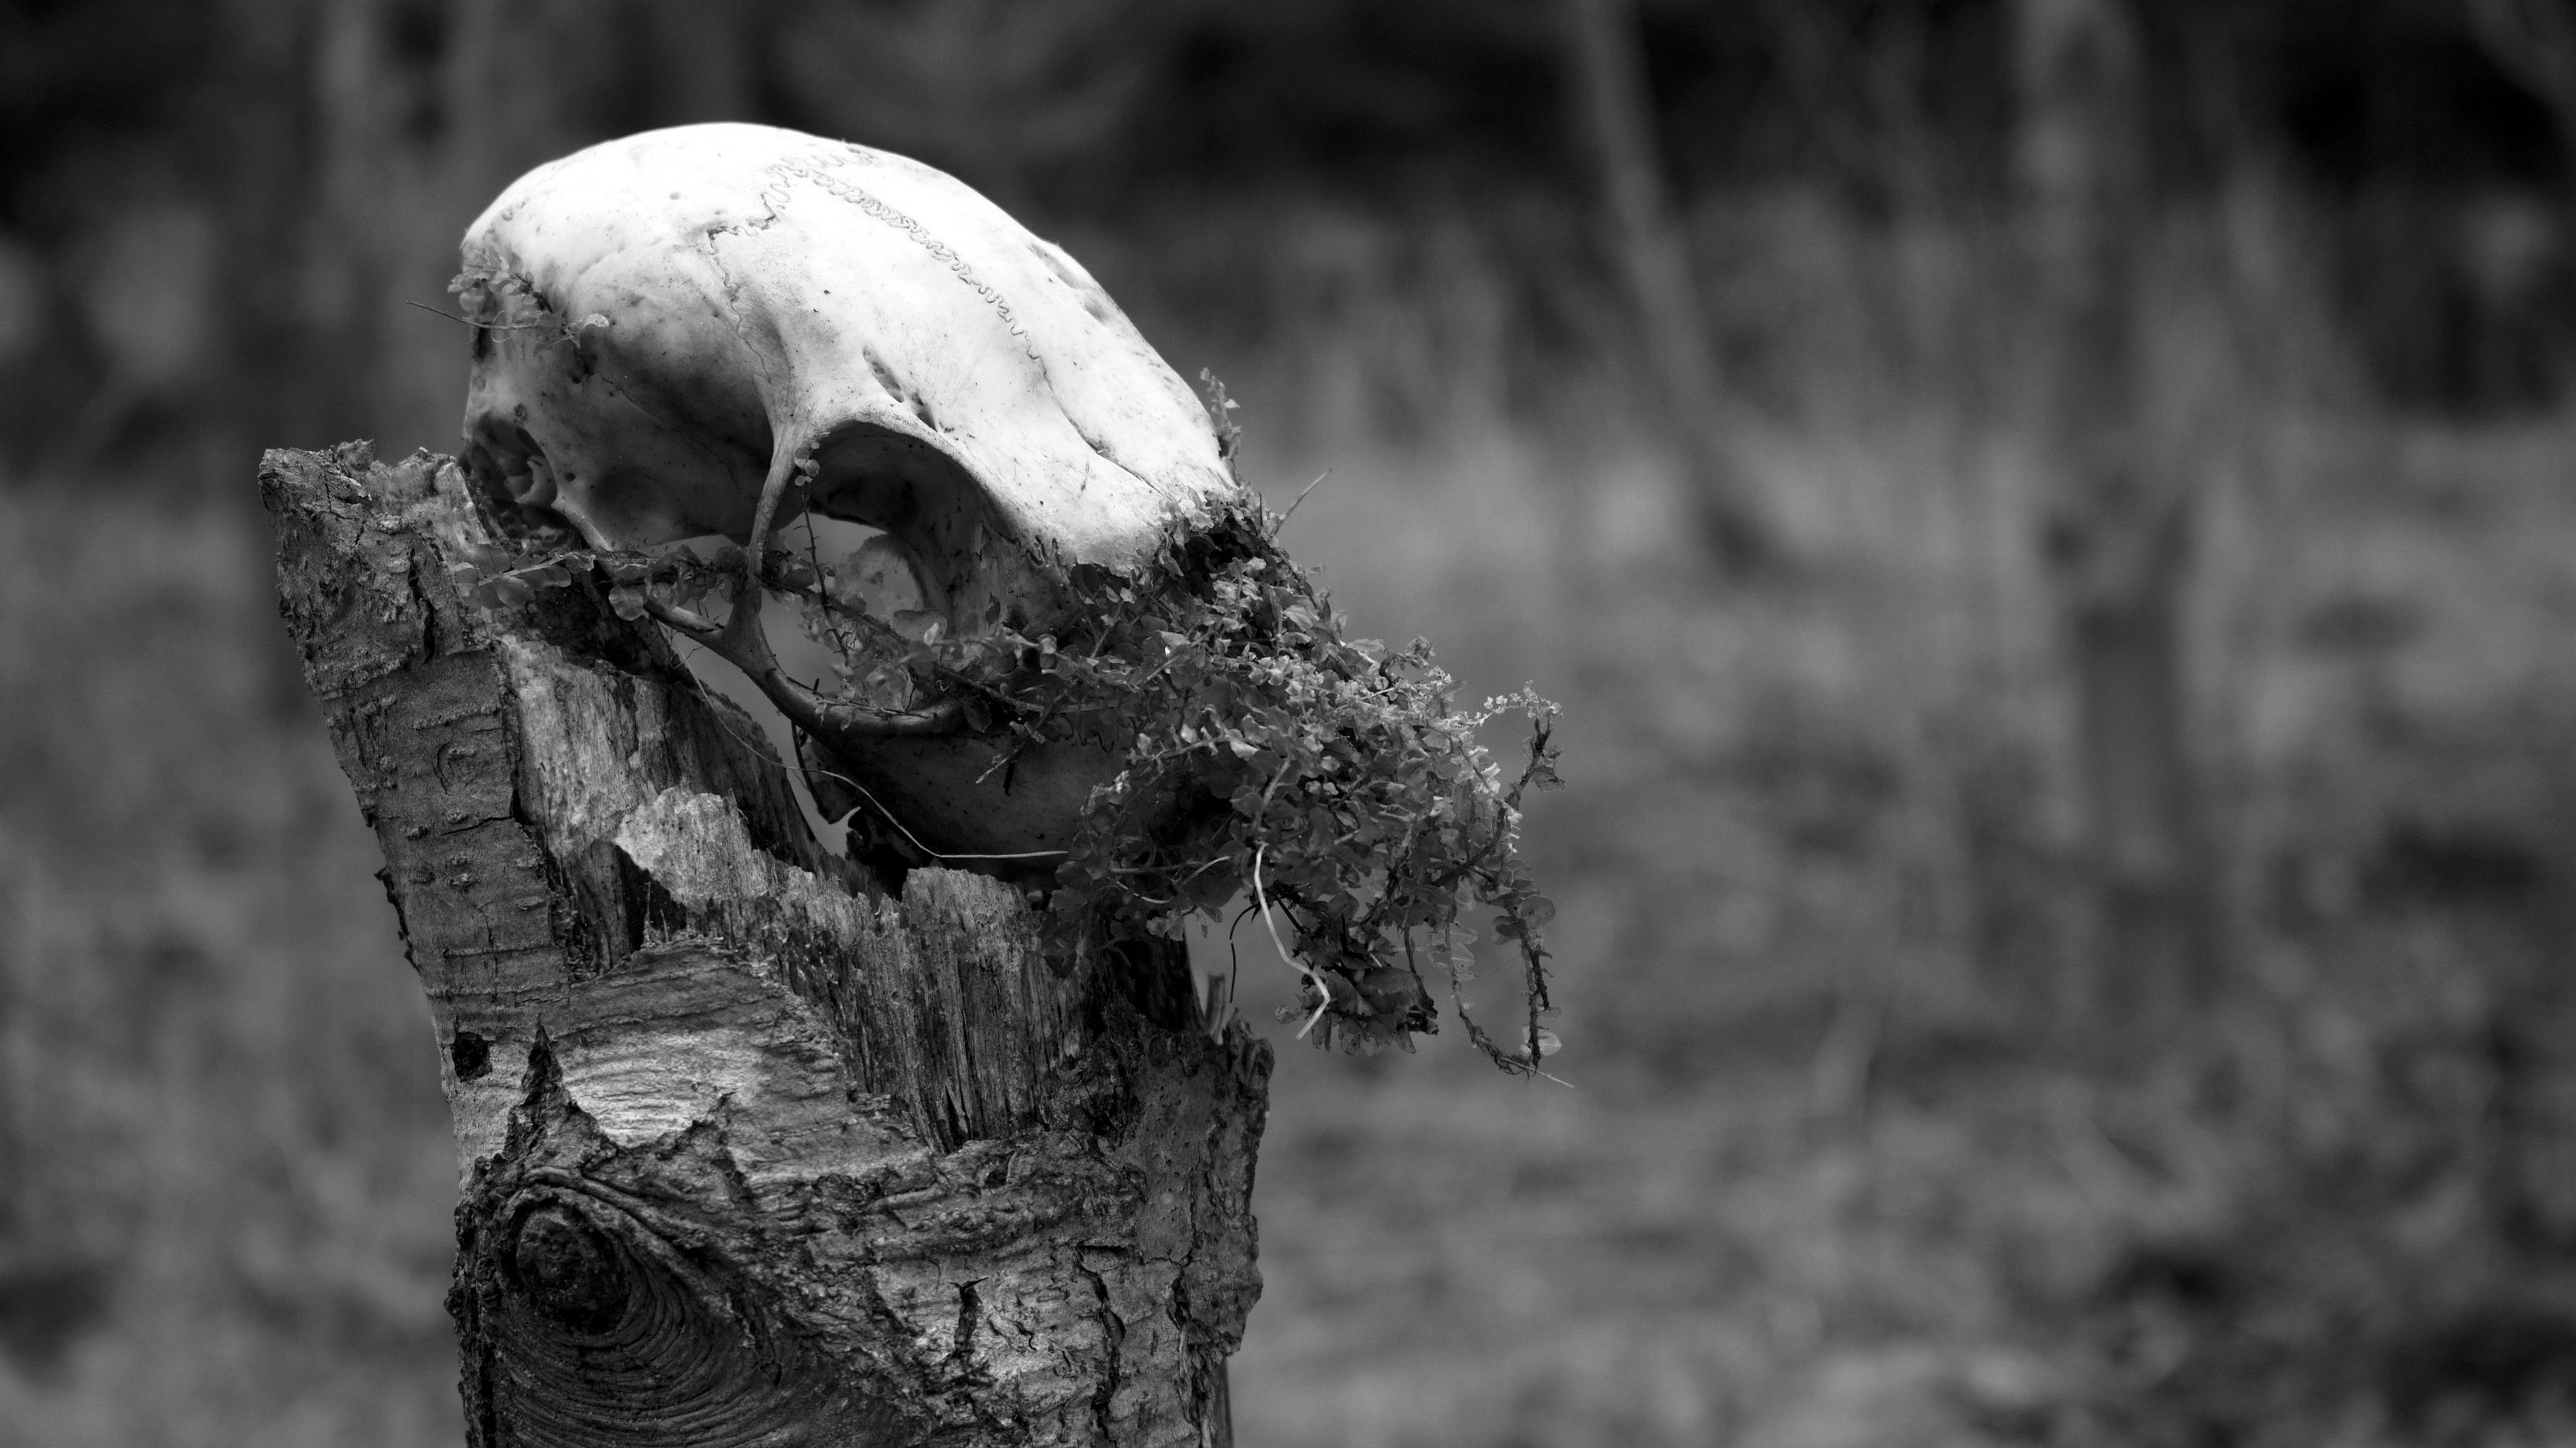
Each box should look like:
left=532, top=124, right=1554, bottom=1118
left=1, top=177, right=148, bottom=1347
left=452, top=123, right=1245, bottom=861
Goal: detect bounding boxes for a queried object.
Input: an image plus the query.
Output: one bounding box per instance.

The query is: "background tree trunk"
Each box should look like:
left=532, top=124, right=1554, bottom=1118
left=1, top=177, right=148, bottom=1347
left=2467, top=0, right=2576, bottom=179
left=260, top=444, right=1267, bottom=1447
left=2011, top=0, right=2220, bottom=1023
left=1561, top=0, right=1771, bottom=571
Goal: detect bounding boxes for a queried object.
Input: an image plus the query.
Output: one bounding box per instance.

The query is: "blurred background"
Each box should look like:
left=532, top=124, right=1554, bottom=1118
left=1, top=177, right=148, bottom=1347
left=10, top=0, right=2576, bottom=1442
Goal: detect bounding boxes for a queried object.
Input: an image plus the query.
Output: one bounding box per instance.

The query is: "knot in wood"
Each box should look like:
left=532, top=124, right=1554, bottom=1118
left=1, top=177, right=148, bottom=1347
left=508, top=1203, right=625, bottom=1334
left=470, top=1188, right=867, bottom=1446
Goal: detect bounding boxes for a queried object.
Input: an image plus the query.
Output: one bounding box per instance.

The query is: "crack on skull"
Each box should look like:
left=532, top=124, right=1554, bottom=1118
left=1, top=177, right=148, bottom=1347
left=695, top=225, right=781, bottom=400
left=771, top=154, right=1045, bottom=366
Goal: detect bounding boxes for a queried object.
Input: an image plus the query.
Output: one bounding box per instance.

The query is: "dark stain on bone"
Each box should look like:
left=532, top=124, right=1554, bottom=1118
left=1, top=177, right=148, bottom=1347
left=1028, top=241, right=1119, bottom=325
left=864, top=349, right=903, bottom=400
left=1069, top=421, right=1124, bottom=473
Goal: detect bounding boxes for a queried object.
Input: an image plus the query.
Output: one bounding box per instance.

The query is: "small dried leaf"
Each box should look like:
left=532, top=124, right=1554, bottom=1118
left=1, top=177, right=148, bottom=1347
left=769, top=553, right=819, bottom=592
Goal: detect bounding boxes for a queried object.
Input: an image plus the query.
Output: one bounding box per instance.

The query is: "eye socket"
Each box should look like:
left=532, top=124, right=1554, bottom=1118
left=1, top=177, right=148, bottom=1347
left=802, top=418, right=988, bottom=616
left=812, top=521, right=929, bottom=620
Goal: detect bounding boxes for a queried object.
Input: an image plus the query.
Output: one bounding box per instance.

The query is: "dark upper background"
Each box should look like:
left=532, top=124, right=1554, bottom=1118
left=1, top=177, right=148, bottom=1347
left=7, top=0, right=2572, bottom=464
left=10, top=1, right=2576, bottom=1444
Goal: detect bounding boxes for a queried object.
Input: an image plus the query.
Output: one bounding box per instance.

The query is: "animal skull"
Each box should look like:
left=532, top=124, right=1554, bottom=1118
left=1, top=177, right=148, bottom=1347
left=452, top=123, right=1244, bottom=862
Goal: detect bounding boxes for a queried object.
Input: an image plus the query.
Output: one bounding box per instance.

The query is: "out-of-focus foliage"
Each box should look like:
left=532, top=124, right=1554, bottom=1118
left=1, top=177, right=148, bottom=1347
left=2, top=0, right=2570, bottom=473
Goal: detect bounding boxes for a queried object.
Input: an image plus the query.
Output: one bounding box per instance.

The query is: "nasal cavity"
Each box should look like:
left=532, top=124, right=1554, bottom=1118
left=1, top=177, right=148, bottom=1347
left=463, top=420, right=558, bottom=510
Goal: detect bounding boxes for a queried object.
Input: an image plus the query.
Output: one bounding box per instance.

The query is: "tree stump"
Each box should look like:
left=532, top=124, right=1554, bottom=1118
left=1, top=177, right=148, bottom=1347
left=260, top=442, right=1268, bottom=1447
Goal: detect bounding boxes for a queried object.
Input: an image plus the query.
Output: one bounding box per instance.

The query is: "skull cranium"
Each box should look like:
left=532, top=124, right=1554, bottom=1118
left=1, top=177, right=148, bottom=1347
left=453, top=123, right=1244, bottom=862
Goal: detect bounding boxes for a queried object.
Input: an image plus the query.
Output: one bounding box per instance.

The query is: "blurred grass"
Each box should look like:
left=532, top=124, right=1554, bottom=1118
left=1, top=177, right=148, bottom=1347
left=1222, top=394, right=2576, bottom=1444
left=0, top=487, right=457, bottom=1447
left=1203, top=185, right=2576, bottom=1446
left=9, top=182, right=2576, bottom=1447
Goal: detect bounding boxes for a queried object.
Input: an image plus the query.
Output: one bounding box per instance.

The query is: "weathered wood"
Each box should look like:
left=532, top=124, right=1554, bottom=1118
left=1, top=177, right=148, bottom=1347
left=262, top=442, right=1268, bottom=1447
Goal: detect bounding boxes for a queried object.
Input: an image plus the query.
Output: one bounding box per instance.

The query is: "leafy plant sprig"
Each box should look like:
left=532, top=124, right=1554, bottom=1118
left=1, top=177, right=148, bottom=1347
left=793, top=502, right=1563, bottom=1071
left=464, top=497, right=1565, bottom=1072
left=452, top=541, right=741, bottom=620
left=447, top=543, right=587, bottom=610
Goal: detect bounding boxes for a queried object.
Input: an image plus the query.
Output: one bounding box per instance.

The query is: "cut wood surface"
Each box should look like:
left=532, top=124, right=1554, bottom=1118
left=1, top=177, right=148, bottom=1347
left=261, top=442, right=1268, bottom=1447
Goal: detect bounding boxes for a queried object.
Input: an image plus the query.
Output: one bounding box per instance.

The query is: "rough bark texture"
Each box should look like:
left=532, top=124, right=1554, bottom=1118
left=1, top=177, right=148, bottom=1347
left=261, top=443, right=1268, bottom=1447
left=2014, top=0, right=2220, bottom=1022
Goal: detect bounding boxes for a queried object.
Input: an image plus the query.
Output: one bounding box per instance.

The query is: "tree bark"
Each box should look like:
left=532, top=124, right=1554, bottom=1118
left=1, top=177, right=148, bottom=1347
left=2013, top=0, right=2220, bottom=1022
left=1561, top=0, right=1771, bottom=571
left=260, top=443, right=1267, bottom=1447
